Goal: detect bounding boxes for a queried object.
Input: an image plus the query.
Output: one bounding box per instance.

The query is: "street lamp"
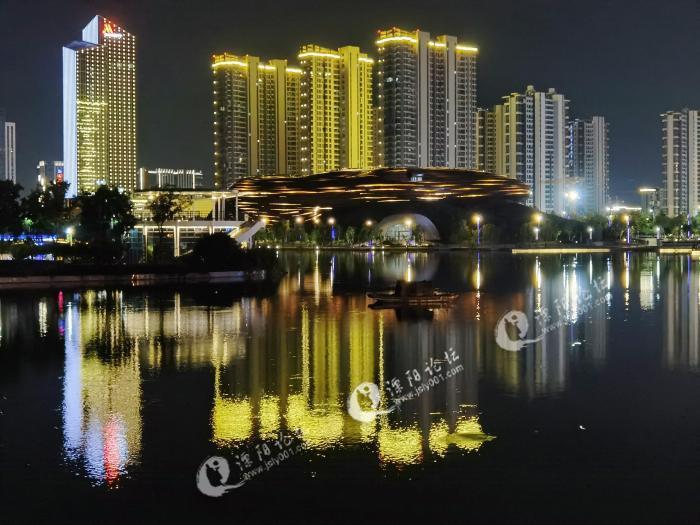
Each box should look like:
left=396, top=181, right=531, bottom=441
left=623, top=214, right=631, bottom=245
left=587, top=226, right=593, bottom=241
left=295, top=216, right=303, bottom=225
left=473, top=214, right=482, bottom=246
left=564, top=191, right=579, bottom=216
left=655, top=225, right=661, bottom=241
left=365, top=219, right=373, bottom=228
left=65, top=226, right=75, bottom=246
left=533, top=226, right=540, bottom=242
left=327, top=217, right=336, bottom=241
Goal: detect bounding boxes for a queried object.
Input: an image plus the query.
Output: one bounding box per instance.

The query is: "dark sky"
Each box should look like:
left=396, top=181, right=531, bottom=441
left=1, top=0, right=698, bottom=202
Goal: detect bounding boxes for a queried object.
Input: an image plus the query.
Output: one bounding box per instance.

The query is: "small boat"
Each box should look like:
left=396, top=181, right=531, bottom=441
left=368, top=280, right=458, bottom=307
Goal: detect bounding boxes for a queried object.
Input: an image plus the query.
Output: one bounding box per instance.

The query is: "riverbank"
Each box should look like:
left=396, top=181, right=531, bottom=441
left=0, top=260, right=280, bottom=290
left=265, top=243, right=664, bottom=252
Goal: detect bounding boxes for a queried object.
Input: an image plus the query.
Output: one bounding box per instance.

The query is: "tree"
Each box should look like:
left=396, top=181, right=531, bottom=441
left=449, top=218, right=475, bottom=245
left=412, top=224, right=425, bottom=245
left=21, top=181, right=70, bottom=235
left=191, top=232, right=242, bottom=265
left=344, top=225, right=356, bottom=245
left=0, top=180, right=24, bottom=237
left=146, top=190, right=193, bottom=260
left=75, top=186, right=136, bottom=261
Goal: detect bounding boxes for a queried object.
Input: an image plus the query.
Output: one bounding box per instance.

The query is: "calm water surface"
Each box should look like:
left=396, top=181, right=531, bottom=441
left=1, top=251, right=700, bottom=522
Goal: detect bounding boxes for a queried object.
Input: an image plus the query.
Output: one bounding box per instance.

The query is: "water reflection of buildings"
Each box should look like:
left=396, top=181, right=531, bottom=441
left=211, top=266, right=494, bottom=465
left=62, top=291, right=142, bottom=486
left=663, top=256, right=700, bottom=369
left=55, top=270, right=494, bottom=472
left=8, top=250, right=692, bottom=483
left=480, top=255, right=612, bottom=397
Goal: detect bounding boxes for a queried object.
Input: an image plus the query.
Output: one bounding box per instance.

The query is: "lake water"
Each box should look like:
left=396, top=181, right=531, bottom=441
left=1, top=251, right=700, bottom=522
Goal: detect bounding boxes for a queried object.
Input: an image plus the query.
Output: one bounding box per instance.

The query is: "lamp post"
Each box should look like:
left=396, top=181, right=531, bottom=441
left=294, top=216, right=303, bottom=241
left=473, top=214, right=482, bottom=246
left=587, top=226, right=593, bottom=241
left=533, top=213, right=542, bottom=242
left=65, top=226, right=75, bottom=246
left=624, top=214, right=630, bottom=245
left=564, top=192, right=576, bottom=216
left=655, top=225, right=661, bottom=241
left=327, top=217, right=336, bottom=242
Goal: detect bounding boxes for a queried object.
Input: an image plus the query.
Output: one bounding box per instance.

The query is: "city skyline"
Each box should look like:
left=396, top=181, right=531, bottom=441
left=0, top=0, right=698, bottom=202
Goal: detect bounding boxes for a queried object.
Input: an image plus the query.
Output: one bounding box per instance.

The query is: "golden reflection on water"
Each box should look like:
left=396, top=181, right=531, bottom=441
left=34, top=251, right=700, bottom=483
left=62, top=292, right=142, bottom=487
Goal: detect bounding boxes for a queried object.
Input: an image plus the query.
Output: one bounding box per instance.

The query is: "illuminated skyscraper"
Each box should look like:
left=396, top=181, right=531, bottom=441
left=375, top=28, right=478, bottom=170
left=567, top=116, right=610, bottom=214
left=37, top=160, right=65, bottom=189
left=212, top=54, right=301, bottom=187
left=63, top=16, right=136, bottom=197
left=1, top=114, right=16, bottom=183
left=661, top=109, right=699, bottom=217
left=298, top=45, right=374, bottom=175
left=499, top=86, right=569, bottom=212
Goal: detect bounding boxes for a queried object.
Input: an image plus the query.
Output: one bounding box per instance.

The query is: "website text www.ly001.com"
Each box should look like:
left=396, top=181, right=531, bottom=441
left=392, top=362, right=464, bottom=406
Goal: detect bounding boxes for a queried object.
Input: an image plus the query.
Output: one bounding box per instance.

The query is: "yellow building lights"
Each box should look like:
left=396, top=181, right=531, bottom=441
left=65, top=16, right=136, bottom=195
left=298, top=50, right=341, bottom=60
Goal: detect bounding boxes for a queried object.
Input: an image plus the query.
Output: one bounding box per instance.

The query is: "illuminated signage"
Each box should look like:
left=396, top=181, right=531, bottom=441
left=103, top=21, right=123, bottom=39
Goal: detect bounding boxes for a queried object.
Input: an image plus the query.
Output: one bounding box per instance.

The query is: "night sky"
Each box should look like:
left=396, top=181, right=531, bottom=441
left=1, top=0, right=698, bottom=202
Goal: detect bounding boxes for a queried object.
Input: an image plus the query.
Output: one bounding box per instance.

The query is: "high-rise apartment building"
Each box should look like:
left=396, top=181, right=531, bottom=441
left=297, top=45, right=374, bottom=175
left=476, top=106, right=502, bottom=175
left=567, top=116, right=610, bottom=214
left=212, top=54, right=302, bottom=187
left=63, top=16, right=136, bottom=197
left=661, top=109, right=699, bottom=217
left=3, top=118, right=16, bottom=183
left=498, top=86, right=568, bottom=213
left=375, top=27, right=478, bottom=170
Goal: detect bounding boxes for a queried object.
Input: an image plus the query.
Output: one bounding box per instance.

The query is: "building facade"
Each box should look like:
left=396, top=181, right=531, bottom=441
left=37, top=161, right=65, bottom=189
left=567, top=116, right=609, bottom=214
left=138, top=167, right=204, bottom=190
left=3, top=120, right=16, bottom=183
left=498, top=86, right=568, bottom=213
left=476, top=106, right=502, bottom=175
left=212, top=54, right=302, bottom=187
left=297, top=45, right=374, bottom=175
left=661, top=109, right=699, bottom=217
left=639, top=187, right=660, bottom=217
left=375, top=27, right=478, bottom=170
left=63, top=16, right=136, bottom=197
